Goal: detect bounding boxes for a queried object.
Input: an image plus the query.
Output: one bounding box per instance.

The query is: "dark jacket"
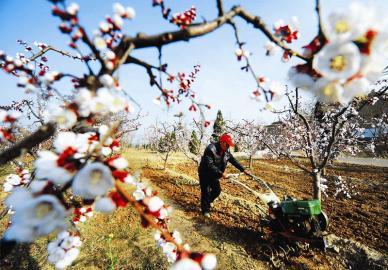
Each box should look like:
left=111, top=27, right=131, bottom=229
left=199, top=142, right=245, bottom=179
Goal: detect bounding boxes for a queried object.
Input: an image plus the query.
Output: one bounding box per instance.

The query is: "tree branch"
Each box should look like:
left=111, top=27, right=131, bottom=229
left=0, top=123, right=56, bottom=165
left=121, top=7, right=240, bottom=55
left=216, top=0, right=225, bottom=17
left=236, top=8, right=309, bottom=61
left=29, top=45, right=94, bottom=62
left=288, top=88, right=316, bottom=170
left=120, top=6, right=308, bottom=62
left=319, top=83, right=388, bottom=170
left=315, top=0, right=324, bottom=37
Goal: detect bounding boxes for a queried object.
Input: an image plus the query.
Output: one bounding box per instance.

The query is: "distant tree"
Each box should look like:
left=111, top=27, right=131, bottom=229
left=211, top=110, right=226, bottom=142
left=149, top=122, right=182, bottom=169
left=158, top=130, right=177, bottom=169
left=177, top=119, right=211, bottom=165
left=230, top=120, right=266, bottom=169
left=188, top=130, right=200, bottom=155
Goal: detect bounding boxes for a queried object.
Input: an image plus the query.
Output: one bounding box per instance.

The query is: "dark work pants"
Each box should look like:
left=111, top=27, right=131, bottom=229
left=199, top=175, right=221, bottom=214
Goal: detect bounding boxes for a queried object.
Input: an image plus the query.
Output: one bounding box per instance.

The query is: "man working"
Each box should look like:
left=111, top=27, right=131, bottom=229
left=198, top=133, right=251, bottom=217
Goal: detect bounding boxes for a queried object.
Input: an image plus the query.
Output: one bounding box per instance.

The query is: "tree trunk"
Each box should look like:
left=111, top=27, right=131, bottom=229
left=312, top=172, right=322, bottom=201
left=163, top=152, right=169, bottom=170
left=249, top=155, right=253, bottom=169
left=321, top=167, right=326, bottom=177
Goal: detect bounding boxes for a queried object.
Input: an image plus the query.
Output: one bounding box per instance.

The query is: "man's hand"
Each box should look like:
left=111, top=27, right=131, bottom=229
left=222, top=172, right=230, bottom=179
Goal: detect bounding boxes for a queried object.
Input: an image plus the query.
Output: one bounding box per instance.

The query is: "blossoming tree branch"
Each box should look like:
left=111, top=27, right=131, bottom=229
left=0, top=0, right=387, bottom=269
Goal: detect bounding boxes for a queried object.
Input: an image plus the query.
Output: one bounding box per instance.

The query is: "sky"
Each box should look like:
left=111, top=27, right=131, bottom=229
left=1, top=0, right=387, bottom=143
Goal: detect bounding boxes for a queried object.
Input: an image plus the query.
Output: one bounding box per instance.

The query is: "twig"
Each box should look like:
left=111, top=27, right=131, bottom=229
left=28, top=45, right=92, bottom=62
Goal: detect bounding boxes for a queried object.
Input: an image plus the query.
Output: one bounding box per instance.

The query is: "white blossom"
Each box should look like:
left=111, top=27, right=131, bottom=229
left=66, top=3, right=79, bottom=16
left=113, top=3, right=126, bottom=16
left=312, top=41, right=361, bottom=81
left=172, top=230, right=182, bottom=244
left=5, top=191, right=67, bottom=242
left=113, top=14, right=124, bottom=27
left=35, top=151, right=75, bottom=185
left=108, top=157, right=128, bottom=169
left=30, top=180, right=49, bottom=193
left=235, top=48, right=249, bottom=59
left=105, top=50, right=116, bottom=60
left=201, top=254, right=217, bottom=270
left=43, top=71, right=60, bottom=84
left=101, top=147, right=112, bottom=156
left=133, top=188, right=145, bottom=201
left=268, top=81, right=285, bottom=101
left=100, top=74, right=114, bottom=88
left=288, top=67, right=315, bottom=89
left=99, top=21, right=111, bottom=33
left=5, top=187, right=33, bottom=209
left=342, top=77, right=370, bottom=103
left=5, top=174, right=22, bottom=185
left=72, top=162, right=114, bottom=199
left=48, top=247, right=66, bottom=264
left=148, top=196, right=164, bottom=212
left=170, top=258, right=201, bottom=270
left=153, top=98, right=161, bottom=105
left=57, top=230, right=70, bottom=240
left=323, top=4, right=369, bottom=42
left=74, top=88, right=93, bottom=117
left=48, top=106, right=77, bottom=129
left=94, top=36, right=107, bottom=50
left=126, top=7, right=136, bottom=20
left=95, top=197, right=116, bottom=213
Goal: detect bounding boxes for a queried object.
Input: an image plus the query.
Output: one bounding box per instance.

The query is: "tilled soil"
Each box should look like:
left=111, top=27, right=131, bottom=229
left=142, top=158, right=388, bottom=269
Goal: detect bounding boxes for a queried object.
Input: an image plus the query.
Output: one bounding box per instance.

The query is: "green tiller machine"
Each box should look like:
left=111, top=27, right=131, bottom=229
left=267, top=197, right=329, bottom=241
left=229, top=174, right=329, bottom=246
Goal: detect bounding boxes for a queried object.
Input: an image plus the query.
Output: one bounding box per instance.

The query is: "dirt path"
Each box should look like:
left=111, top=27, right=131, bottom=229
left=161, top=190, right=270, bottom=270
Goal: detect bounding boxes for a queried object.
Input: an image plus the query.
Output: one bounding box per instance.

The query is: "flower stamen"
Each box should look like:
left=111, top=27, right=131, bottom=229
left=330, top=55, right=347, bottom=72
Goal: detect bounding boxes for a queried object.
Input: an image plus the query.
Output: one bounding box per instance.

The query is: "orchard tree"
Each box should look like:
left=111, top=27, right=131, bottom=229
left=238, top=85, right=388, bottom=200
left=188, top=130, right=200, bottom=156
left=211, top=110, right=226, bottom=142
left=178, top=119, right=212, bottom=165
left=149, top=121, right=183, bottom=170
left=229, top=120, right=266, bottom=169
left=0, top=0, right=387, bottom=269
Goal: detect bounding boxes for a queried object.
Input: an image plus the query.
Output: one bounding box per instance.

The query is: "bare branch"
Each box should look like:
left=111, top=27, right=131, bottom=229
left=29, top=45, right=91, bottom=62
left=0, top=123, right=56, bottom=165
left=216, top=0, right=225, bottom=17
left=236, top=8, right=309, bottom=61
left=24, top=100, right=44, bottom=125
left=315, top=0, right=324, bottom=37
left=120, top=6, right=308, bottom=62
left=121, top=7, right=241, bottom=54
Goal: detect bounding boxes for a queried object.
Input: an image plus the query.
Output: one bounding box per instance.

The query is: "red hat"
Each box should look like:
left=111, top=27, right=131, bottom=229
left=219, top=133, right=235, bottom=147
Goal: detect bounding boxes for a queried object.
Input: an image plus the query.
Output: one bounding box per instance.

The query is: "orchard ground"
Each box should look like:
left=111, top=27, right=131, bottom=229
left=1, top=148, right=387, bottom=269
